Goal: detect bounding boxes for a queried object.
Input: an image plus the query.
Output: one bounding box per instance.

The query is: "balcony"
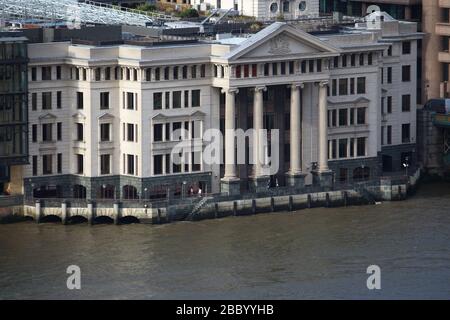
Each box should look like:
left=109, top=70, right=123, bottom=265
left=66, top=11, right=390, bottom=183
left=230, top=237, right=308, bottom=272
left=439, top=0, right=450, bottom=8
left=435, top=22, right=450, bottom=36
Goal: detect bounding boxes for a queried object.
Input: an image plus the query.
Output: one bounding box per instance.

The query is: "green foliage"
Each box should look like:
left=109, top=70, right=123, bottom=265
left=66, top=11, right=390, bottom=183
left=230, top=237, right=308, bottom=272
left=179, top=8, right=199, bottom=18
left=136, top=4, right=157, bottom=12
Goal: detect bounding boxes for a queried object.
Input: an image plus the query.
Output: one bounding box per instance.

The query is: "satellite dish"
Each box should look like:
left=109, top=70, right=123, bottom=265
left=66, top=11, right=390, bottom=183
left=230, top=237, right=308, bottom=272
left=367, top=5, right=381, bottom=14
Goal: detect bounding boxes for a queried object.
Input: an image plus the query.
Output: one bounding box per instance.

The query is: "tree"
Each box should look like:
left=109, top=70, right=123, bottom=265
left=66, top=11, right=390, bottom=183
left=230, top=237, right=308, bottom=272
left=136, top=4, right=157, bottom=12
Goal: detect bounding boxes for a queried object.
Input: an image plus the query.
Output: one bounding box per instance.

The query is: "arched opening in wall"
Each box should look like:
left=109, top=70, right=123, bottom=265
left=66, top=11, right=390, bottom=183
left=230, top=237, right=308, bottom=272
left=120, top=216, right=140, bottom=224
left=353, top=167, right=371, bottom=181
left=98, top=185, right=115, bottom=200
left=123, top=185, right=139, bottom=200
left=94, top=216, right=114, bottom=224
left=73, top=185, right=87, bottom=199
left=67, top=216, right=88, bottom=224
left=33, top=185, right=62, bottom=198
left=40, top=215, right=62, bottom=223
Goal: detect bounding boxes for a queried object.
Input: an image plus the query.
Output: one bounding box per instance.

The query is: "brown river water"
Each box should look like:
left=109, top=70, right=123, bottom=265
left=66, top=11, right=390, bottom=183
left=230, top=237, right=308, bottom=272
left=0, top=182, right=449, bottom=299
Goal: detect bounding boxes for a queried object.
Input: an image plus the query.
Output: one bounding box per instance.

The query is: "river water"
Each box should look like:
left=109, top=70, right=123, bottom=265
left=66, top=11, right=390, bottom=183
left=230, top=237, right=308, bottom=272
left=0, top=182, right=449, bottom=300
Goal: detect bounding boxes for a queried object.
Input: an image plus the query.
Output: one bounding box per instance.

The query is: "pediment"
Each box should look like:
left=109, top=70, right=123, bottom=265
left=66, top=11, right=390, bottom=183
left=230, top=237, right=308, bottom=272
left=224, top=22, right=340, bottom=61
left=98, top=112, right=115, bottom=120
left=152, top=113, right=168, bottom=121
left=190, top=110, right=206, bottom=118
left=38, top=113, right=57, bottom=121
left=72, top=111, right=86, bottom=120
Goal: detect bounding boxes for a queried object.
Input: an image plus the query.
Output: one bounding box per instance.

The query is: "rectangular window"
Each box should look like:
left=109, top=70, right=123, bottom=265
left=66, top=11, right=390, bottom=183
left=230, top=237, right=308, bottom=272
left=402, top=123, right=411, bottom=143
left=57, top=153, right=62, bottom=174
left=100, top=154, right=111, bottom=175
left=342, top=55, right=347, bottom=67
left=95, top=68, right=101, bottom=81
left=153, top=92, right=162, bottom=110
left=402, top=41, right=411, bottom=55
left=127, top=123, right=134, bottom=142
left=127, top=154, right=135, bottom=175
left=57, top=122, right=62, bottom=141
left=387, top=67, right=392, bottom=83
left=301, top=61, right=307, bottom=73
left=145, top=68, right=152, bottom=81
left=332, top=79, right=337, bottom=96
left=338, top=78, right=348, bottom=96
left=76, top=154, right=84, bottom=174
left=155, top=68, right=160, bottom=81
left=56, top=91, right=62, bottom=109
left=317, top=60, right=322, bottom=72
left=32, top=93, right=37, bottom=111
left=173, top=91, right=181, bottom=109
left=77, top=92, right=84, bottom=109
left=153, top=155, right=163, bottom=175
left=359, top=54, right=364, bottom=66
left=42, top=66, right=52, bottom=81
left=387, top=96, right=393, bottom=113
left=173, top=66, right=179, bottom=80
left=127, top=92, right=135, bottom=110
left=184, top=91, right=189, bottom=108
left=402, top=94, right=411, bottom=112
left=76, top=123, right=84, bottom=141
left=100, top=123, right=110, bottom=142
left=192, top=90, right=200, bottom=107
left=402, top=65, right=411, bottom=82
left=381, top=126, right=385, bottom=146
left=182, top=66, right=188, bottom=79
left=357, top=108, right=366, bottom=125
left=339, top=139, right=348, bottom=158
left=172, top=122, right=182, bottom=141
left=56, top=66, right=62, bottom=80
left=357, top=138, right=366, bottom=157
left=387, top=126, right=392, bottom=145
left=42, top=92, right=52, bottom=110
left=32, top=124, right=37, bottom=142
left=165, top=92, right=170, bottom=109
left=350, top=108, right=355, bottom=125
left=200, top=64, right=206, bottom=78
left=32, top=155, right=38, bottom=176
left=339, top=109, right=348, bottom=126
left=31, top=67, right=37, bottom=81
left=42, top=154, right=53, bottom=175
left=191, top=65, right=197, bottom=79
left=357, top=77, right=366, bottom=94
left=100, top=92, right=110, bottom=110
left=42, top=123, right=53, bottom=142
left=153, top=124, right=163, bottom=142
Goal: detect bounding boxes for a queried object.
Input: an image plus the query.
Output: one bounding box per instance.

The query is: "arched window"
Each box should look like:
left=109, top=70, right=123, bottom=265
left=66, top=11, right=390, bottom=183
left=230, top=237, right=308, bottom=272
left=270, top=2, right=278, bottom=13
left=98, top=184, right=115, bottom=199
left=73, top=185, right=87, bottom=199
left=123, top=185, right=139, bottom=200
left=299, top=1, right=307, bottom=11
left=283, top=1, right=290, bottom=13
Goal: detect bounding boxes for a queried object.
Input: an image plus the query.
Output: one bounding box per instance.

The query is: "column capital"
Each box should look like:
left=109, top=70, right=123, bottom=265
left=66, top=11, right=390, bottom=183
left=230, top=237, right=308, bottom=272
left=254, top=85, right=267, bottom=93
left=221, top=87, right=239, bottom=95
left=288, top=82, right=305, bottom=89
left=319, top=80, right=329, bottom=88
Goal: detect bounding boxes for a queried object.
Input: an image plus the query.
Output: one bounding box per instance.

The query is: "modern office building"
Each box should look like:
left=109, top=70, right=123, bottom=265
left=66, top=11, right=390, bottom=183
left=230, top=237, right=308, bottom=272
left=23, top=13, right=420, bottom=199
left=0, top=34, right=29, bottom=196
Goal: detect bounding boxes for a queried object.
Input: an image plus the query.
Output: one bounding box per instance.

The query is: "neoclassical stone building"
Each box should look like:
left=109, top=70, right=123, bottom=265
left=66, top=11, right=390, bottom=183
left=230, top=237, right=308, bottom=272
left=24, top=14, right=420, bottom=199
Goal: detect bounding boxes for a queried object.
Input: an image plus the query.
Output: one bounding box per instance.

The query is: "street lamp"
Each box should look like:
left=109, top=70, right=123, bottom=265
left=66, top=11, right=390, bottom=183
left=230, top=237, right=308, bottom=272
left=403, top=157, right=410, bottom=177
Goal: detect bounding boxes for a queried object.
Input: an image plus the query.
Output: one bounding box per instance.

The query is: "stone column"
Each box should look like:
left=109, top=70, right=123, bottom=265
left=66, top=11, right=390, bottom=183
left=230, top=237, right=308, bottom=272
left=87, top=201, right=94, bottom=225
left=315, top=81, right=333, bottom=190
left=286, top=83, right=306, bottom=189
left=318, top=81, right=329, bottom=173
left=221, top=88, right=241, bottom=195
left=35, top=200, right=41, bottom=224
left=251, top=86, right=270, bottom=193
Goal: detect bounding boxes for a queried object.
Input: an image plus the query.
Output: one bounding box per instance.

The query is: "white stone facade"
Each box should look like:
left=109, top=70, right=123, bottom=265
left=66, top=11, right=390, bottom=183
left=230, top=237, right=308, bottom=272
left=193, top=0, right=319, bottom=20
left=24, top=18, right=420, bottom=199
